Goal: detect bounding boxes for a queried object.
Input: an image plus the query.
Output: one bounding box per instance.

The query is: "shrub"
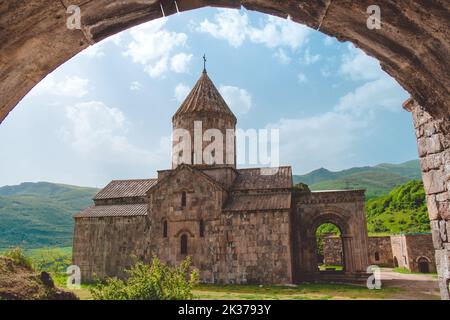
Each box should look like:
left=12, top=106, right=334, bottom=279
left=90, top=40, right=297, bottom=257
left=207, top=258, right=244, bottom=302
left=90, top=256, right=199, bottom=300
left=3, top=247, right=33, bottom=269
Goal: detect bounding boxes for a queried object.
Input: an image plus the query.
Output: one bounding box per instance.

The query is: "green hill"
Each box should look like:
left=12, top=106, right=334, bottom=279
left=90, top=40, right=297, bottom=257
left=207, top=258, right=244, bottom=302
left=365, top=180, right=430, bottom=234
left=293, top=160, right=421, bottom=199
left=0, top=182, right=98, bottom=248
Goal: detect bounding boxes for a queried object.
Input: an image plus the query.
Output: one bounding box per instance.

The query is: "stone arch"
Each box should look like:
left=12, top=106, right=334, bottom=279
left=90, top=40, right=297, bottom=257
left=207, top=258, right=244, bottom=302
left=293, top=190, right=369, bottom=282
left=417, top=256, right=431, bottom=273
left=174, top=228, right=194, bottom=238
left=2, top=1, right=449, bottom=299
left=1, top=1, right=448, bottom=124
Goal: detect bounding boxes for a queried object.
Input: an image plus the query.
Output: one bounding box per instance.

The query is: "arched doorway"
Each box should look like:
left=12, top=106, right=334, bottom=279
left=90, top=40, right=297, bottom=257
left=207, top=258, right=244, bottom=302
left=316, top=223, right=344, bottom=272
left=292, top=191, right=370, bottom=282
left=418, top=257, right=430, bottom=273
left=393, top=256, right=399, bottom=268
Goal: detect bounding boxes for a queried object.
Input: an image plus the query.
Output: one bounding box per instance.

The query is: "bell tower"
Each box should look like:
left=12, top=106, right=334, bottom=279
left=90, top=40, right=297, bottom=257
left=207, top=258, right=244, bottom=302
left=172, top=62, right=237, bottom=169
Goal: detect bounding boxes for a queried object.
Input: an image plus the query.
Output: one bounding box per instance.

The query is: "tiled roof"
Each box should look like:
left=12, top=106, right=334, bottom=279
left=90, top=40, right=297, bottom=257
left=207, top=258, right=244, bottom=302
left=94, top=179, right=158, bottom=200
left=173, top=71, right=236, bottom=121
left=233, top=166, right=292, bottom=190
left=224, top=192, right=291, bottom=212
left=75, top=204, right=147, bottom=218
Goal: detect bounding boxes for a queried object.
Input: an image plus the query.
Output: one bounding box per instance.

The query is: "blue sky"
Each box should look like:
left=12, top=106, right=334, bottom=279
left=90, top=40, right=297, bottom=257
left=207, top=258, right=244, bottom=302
left=0, top=8, right=418, bottom=188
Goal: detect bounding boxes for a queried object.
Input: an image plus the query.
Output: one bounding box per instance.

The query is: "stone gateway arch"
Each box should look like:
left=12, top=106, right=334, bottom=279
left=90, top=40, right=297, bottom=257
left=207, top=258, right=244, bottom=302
left=1, top=1, right=449, bottom=299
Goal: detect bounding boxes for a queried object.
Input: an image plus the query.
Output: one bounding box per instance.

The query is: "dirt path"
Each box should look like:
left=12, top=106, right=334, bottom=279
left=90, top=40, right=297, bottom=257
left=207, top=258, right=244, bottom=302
left=380, top=268, right=440, bottom=300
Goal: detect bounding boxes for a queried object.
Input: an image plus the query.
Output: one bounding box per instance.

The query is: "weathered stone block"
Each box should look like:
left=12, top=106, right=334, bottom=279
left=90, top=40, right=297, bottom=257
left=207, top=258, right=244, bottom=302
left=423, top=169, right=446, bottom=195
left=420, top=153, right=442, bottom=172
left=431, top=220, right=444, bottom=249
left=426, top=195, right=440, bottom=220
left=417, top=135, right=443, bottom=157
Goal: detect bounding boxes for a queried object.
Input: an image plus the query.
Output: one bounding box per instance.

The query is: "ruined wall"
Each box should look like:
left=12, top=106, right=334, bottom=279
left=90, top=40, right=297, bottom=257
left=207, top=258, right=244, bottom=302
left=216, top=210, right=292, bottom=284
left=73, top=215, right=151, bottom=282
left=404, top=99, right=450, bottom=299
left=323, top=236, right=343, bottom=266
left=391, top=235, right=409, bottom=269
left=324, top=236, right=394, bottom=267
left=405, top=234, right=437, bottom=273
left=368, top=236, right=393, bottom=267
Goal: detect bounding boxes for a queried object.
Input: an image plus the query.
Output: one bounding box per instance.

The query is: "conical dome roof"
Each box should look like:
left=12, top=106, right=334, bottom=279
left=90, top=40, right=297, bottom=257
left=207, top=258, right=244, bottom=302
left=173, top=71, right=236, bottom=122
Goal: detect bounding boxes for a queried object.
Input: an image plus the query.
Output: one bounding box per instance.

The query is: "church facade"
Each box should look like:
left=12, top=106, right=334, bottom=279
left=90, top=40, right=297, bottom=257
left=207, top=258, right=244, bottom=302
left=73, top=69, right=370, bottom=284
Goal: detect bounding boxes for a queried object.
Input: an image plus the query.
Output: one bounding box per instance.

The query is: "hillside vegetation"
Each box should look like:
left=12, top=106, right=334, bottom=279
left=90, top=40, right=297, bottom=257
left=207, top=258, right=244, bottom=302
left=0, top=161, right=426, bottom=249
left=0, top=182, right=98, bottom=248
left=366, top=180, right=430, bottom=234
left=294, top=160, right=421, bottom=199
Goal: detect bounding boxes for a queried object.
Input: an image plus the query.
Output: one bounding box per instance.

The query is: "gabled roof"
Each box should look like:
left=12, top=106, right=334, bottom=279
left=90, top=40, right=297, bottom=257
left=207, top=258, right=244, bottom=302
left=224, top=192, right=291, bottom=212
left=173, top=71, right=236, bottom=121
left=75, top=204, right=147, bottom=218
left=148, top=164, right=227, bottom=194
left=94, top=179, right=158, bottom=200
left=232, top=166, right=292, bottom=191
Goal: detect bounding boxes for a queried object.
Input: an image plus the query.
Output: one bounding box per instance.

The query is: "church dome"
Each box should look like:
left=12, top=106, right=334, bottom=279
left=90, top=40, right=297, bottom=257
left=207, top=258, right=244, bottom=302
left=172, top=70, right=236, bottom=123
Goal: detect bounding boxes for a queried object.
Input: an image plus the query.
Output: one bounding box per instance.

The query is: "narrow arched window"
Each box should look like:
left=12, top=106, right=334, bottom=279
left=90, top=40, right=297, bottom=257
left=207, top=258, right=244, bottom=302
left=163, top=220, right=168, bottom=238
left=200, top=219, right=205, bottom=238
left=181, top=191, right=187, bottom=207
left=180, top=234, right=188, bottom=254
left=374, top=252, right=380, bottom=261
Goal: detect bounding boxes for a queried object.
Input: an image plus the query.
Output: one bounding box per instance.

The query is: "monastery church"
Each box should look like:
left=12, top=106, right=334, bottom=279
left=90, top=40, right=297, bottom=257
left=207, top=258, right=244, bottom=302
left=73, top=66, right=370, bottom=284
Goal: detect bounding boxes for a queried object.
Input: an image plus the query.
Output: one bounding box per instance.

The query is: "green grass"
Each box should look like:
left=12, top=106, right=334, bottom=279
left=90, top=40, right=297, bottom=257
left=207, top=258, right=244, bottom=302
left=192, top=283, right=401, bottom=300
left=393, top=267, right=438, bottom=277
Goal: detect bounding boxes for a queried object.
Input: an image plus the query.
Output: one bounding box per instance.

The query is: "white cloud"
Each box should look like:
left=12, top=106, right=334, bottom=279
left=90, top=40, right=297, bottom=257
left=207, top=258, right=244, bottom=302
left=268, top=112, right=364, bottom=172
left=335, top=74, right=405, bottom=115
left=80, top=33, right=122, bottom=58
left=32, top=75, right=89, bottom=98
left=300, top=49, right=321, bottom=65
left=174, top=83, right=191, bottom=102
left=60, top=101, right=169, bottom=167
left=297, top=72, right=308, bottom=83
left=170, top=53, right=193, bottom=73
left=124, top=18, right=190, bottom=78
left=340, top=44, right=382, bottom=81
left=273, top=48, right=291, bottom=64
left=196, top=9, right=311, bottom=50
left=196, top=9, right=248, bottom=47
left=219, top=85, right=253, bottom=115
left=268, top=65, right=407, bottom=172
left=130, top=81, right=142, bottom=91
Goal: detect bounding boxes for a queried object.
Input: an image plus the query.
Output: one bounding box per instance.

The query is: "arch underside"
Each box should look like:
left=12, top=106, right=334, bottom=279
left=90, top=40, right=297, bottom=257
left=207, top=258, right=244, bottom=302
left=0, top=0, right=449, bottom=124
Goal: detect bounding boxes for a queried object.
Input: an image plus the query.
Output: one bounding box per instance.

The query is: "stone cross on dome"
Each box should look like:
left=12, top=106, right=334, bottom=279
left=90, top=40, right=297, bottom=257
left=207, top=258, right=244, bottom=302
left=203, top=54, right=207, bottom=73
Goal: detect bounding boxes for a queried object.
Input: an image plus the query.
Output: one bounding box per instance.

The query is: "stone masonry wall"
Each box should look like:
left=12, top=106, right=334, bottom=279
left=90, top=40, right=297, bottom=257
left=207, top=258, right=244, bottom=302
left=217, top=210, right=292, bottom=285
left=405, top=234, right=437, bottom=273
left=368, top=236, right=393, bottom=267
left=73, top=216, right=151, bottom=282
left=404, top=99, right=450, bottom=299
left=324, top=236, right=393, bottom=268
left=323, top=237, right=343, bottom=266
left=391, top=235, right=409, bottom=269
